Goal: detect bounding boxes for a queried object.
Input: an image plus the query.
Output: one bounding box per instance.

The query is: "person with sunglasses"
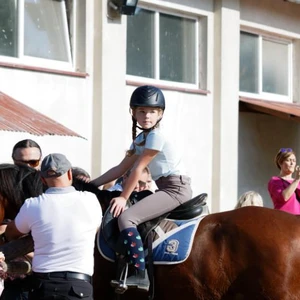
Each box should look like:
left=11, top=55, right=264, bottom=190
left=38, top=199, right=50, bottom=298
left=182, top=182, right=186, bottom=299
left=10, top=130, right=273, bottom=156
left=0, top=140, right=42, bottom=300
left=268, top=148, right=300, bottom=214
left=12, top=139, right=42, bottom=170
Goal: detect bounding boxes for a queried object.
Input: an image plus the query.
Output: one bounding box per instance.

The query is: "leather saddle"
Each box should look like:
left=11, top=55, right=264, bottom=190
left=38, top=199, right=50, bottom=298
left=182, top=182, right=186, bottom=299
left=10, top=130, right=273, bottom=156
left=101, top=192, right=208, bottom=254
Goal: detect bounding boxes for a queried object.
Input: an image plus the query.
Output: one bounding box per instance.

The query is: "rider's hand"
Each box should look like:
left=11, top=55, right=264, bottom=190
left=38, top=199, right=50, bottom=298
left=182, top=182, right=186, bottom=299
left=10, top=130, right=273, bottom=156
left=110, top=197, right=127, bottom=218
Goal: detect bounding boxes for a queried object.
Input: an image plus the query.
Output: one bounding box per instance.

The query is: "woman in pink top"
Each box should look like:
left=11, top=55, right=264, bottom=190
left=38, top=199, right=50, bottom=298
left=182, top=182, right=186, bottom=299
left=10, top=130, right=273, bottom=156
left=268, top=148, right=300, bottom=214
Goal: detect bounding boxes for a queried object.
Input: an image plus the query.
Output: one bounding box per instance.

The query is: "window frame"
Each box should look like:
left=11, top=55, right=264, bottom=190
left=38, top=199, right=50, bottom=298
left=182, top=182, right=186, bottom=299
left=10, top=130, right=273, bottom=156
left=0, top=0, right=76, bottom=72
left=126, top=4, right=204, bottom=90
left=239, top=28, right=293, bottom=103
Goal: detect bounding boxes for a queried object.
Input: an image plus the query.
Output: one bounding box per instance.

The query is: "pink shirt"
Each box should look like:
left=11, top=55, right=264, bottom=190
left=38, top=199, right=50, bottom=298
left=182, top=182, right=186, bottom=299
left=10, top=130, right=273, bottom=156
left=268, top=176, right=300, bottom=215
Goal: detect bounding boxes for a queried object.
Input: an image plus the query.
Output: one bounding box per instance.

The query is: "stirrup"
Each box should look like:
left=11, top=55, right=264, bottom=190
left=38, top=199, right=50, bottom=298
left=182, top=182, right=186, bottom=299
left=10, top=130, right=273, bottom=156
left=111, top=263, right=129, bottom=294
left=125, top=269, right=149, bottom=292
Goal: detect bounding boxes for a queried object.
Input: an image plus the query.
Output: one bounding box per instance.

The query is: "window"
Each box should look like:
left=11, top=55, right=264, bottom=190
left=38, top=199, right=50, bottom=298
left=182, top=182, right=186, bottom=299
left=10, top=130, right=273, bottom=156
left=127, top=7, right=204, bottom=88
left=0, top=0, right=73, bottom=69
left=240, top=31, right=291, bottom=100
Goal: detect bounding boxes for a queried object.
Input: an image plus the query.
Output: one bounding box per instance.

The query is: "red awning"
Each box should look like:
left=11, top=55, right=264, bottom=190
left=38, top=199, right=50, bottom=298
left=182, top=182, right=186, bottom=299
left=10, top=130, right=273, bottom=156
left=239, top=96, right=300, bottom=123
left=0, top=91, right=83, bottom=138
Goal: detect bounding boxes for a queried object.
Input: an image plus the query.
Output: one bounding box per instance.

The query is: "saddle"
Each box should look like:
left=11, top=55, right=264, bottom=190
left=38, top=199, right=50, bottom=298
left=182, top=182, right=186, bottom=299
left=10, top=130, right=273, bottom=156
left=101, top=191, right=208, bottom=255
left=100, top=191, right=208, bottom=297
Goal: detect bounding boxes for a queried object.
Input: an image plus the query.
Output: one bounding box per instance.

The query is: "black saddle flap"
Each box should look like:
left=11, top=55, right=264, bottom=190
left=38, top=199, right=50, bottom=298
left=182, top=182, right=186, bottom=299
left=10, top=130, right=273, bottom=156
left=168, top=193, right=207, bottom=220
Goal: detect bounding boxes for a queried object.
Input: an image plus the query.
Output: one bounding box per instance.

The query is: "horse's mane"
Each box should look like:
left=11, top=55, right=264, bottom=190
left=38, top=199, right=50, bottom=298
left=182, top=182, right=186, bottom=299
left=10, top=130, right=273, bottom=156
left=0, top=165, right=118, bottom=221
left=0, top=164, right=44, bottom=220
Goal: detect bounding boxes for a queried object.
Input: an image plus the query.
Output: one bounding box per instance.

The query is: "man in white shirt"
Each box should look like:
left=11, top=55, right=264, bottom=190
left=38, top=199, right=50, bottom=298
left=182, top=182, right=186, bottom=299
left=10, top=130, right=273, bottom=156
left=6, top=153, right=102, bottom=300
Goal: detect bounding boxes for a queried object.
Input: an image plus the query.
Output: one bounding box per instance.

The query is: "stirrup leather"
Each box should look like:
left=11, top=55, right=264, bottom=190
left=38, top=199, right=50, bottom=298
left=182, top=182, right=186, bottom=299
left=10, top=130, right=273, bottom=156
left=110, top=263, right=129, bottom=294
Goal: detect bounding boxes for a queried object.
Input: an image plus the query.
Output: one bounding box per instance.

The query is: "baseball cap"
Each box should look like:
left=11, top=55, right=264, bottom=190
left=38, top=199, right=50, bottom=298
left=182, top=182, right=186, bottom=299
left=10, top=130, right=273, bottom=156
left=41, top=153, right=72, bottom=178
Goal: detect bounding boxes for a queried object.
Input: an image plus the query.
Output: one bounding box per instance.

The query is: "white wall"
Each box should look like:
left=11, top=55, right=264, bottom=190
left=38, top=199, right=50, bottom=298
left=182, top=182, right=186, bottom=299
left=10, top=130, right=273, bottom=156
left=0, top=68, right=91, bottom=139
left=0, top=132, right=89, bottom=174
left=92, top=0, right=216, bottom=209
left=0, top=67, right=92, bottom=174
left=1, top=0, right=300, bottom=214
left=241, top=0, right=300, bottom=34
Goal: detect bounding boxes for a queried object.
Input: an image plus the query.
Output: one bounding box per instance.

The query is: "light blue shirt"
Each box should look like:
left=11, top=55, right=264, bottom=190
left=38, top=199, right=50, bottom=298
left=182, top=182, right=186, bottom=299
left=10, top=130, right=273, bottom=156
left=130, top=128, right=186, bottom=181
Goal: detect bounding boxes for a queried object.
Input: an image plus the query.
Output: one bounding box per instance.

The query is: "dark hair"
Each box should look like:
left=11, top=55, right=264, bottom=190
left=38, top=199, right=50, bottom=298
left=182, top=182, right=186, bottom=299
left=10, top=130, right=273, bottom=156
left=72, top=167, right=90, bottom=180
left=0, top=164, right=44, bottom=220
left=12, top=139, right=42, bottom=159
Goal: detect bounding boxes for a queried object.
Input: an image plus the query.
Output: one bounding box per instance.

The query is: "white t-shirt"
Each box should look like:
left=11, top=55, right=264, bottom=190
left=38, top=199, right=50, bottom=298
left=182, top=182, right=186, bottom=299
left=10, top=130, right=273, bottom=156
left=15, top=186, right=102, bottom=275
left=131, top=128, right=186, bottom=181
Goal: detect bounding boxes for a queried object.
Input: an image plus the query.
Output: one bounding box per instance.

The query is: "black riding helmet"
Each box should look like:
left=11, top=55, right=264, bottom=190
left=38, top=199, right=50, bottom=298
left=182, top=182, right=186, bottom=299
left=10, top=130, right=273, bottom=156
left=130, top=85, right=165, bottom=111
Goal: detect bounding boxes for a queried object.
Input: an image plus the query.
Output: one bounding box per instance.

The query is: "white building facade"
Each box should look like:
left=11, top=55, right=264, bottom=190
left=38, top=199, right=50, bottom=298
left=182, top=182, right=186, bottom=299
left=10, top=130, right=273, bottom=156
left=0, top=0, right=300, bottom=212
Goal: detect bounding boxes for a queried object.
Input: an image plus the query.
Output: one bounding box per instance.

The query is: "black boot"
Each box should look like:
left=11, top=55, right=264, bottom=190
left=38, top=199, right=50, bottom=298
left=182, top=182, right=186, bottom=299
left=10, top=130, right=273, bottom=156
left=125, top=269, right=150, bottom=291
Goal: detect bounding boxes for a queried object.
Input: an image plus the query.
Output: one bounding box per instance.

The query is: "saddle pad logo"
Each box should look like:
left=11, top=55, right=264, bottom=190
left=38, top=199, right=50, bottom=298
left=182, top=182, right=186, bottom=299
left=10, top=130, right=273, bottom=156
left=166, top=239, right=179, bottom=254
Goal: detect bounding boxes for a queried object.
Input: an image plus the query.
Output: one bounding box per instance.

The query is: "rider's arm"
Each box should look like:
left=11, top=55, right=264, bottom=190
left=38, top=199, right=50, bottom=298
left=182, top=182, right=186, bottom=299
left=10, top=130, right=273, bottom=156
left=120, top=149, right=158, bottom=200
left=91, top=154, right=138, bottom=188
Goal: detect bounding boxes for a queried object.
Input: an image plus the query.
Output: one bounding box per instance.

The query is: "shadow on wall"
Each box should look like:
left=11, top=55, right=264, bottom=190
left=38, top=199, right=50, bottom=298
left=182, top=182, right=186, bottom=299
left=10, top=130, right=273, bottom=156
left=238, top=112, right=300, bottom=208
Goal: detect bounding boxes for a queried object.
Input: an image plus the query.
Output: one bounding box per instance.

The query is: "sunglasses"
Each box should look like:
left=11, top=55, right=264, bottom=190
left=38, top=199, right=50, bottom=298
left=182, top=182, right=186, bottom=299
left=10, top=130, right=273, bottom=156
left=14, top=159, right=40, bottom=168
left=280, top=148, right=293, bottom=153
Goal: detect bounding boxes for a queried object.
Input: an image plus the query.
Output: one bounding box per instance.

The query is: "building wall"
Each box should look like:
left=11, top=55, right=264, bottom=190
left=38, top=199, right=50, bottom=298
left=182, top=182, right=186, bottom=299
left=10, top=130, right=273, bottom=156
left=0, top=132, right=88, bottom=174
left=0, top=0, right=299, bottom=212
left=238, top=113, right=300, bottom=208
left=238, top=0, right=300, bottom=208
left=241, top=0, right=300, bottom=34
left=0, top=68, right=92, bottom=173
left=95, top=0, right=215, bottom=209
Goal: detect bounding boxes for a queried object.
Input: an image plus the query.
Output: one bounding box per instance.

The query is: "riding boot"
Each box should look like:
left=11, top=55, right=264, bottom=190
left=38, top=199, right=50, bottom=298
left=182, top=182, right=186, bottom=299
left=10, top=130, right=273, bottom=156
left=125, top=269, right=150, bottom=291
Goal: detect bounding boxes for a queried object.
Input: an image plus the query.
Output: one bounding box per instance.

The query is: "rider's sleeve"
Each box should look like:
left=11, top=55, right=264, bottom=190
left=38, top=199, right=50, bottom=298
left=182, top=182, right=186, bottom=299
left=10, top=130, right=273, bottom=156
left=145, top=130, right=164, bottom=151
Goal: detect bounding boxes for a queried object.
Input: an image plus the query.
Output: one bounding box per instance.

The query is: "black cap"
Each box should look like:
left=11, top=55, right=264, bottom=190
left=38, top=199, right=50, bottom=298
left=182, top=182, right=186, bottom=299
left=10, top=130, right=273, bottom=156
left=130, top=85, right=165, bottom=110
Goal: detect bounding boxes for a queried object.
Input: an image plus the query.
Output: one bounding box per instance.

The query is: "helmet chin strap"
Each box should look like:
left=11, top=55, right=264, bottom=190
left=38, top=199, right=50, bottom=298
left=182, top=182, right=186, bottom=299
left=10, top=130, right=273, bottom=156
left=136, top=125, right=152, bottom=132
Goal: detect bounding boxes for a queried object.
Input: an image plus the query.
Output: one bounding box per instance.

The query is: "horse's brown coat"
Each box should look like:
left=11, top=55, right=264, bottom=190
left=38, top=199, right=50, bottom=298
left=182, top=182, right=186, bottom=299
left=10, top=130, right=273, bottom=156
left=93, top=206, right=300, bottom=300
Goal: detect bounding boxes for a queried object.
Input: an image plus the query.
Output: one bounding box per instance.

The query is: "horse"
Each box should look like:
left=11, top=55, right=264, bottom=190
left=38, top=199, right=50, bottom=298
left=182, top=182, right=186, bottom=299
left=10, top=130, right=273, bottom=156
left=1, top=164, right=300, bottom=299
left=72, top=179, right=300, bottom=300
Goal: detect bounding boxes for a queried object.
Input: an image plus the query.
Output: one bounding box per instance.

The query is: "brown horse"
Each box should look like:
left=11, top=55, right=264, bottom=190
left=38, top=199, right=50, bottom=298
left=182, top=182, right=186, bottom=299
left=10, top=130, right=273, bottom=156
left=91, top=206, right=300, bottom=300
left=1, top=165, right=300, bottom=299
left=71, top=179, right=300, bottom=300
